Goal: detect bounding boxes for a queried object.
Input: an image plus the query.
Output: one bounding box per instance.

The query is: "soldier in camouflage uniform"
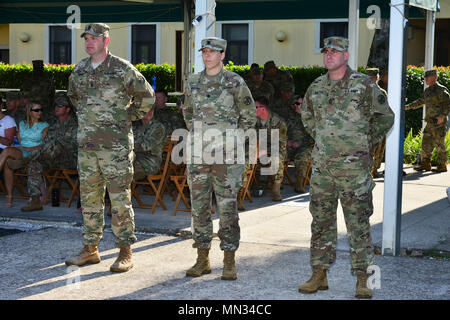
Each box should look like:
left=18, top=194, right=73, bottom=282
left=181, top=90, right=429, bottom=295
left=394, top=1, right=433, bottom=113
left=299, top=37, right=394, bottom=299
left=65, top=23, right=155, bottom=273
left=133, top=108, right=166, bottom=180
left=406, top=69, right=450, bottom=172
left=183, top=37, right=256, bottom=281
left=255, top=96, right=287, bottom=201
left=263, top=60, right=294, bottom=100
left=286, top=95, right=314, bottom=193
left=20, top=60, right=56, bottom=125
left=270, top=81, right=296, bottom=121
left=7, top=93, right=78, bottom=212
left=153, top=90, right=185, bottom=137
left=246, top=68, right=275, bottom=104
left=366, top=68, right=388, bottom=178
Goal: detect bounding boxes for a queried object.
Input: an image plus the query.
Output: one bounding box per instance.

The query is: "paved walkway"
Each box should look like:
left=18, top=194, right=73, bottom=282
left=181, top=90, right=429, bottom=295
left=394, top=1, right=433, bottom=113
left=0, top=164, right=448, bottom=300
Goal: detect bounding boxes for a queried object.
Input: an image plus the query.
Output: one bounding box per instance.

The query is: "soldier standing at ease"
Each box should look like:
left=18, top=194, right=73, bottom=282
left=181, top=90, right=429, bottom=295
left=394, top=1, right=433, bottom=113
left=299, top=37, right=394, bottom=299
left=406, top=69, right=450, bottom=173
left=183, top=37, right=256, bottom=281
left=7, top=93, right=78, bottom=212
left=132, top=107, right=166, bottom=180
left=66, top=23, right=155, bottom=273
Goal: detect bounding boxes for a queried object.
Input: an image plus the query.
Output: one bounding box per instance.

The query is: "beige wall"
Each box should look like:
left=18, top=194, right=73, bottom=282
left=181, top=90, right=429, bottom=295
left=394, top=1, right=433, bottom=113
left=253, top=19, right=375, bottom=68
left=10, top=24, right=45, bottom=64
left=437, top=1, right=450, bottom=19
left=161, top=22, right=184, bottom=64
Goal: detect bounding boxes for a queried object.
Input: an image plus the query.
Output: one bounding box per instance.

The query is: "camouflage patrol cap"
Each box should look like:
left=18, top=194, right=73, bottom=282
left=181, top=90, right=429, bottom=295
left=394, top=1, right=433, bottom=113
left=264, top=60, right=276, bottom=71
left=81, top=23, right=110, bottom=38
left=321, top=36, right=349, bottom=52
left=54, top=92, right=71, bottom=108
left=199, top=37, right=227, bottom=52
left=424, top=69, right=437, bottom=78
left=280, top=81, right=295, bottom=93
left=366, top=68, right=380, bottom=77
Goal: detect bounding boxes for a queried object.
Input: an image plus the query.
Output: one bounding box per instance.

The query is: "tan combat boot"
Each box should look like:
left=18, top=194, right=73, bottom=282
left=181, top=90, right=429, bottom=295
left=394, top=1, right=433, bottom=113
left=271, top=180, right=282, bottom=202
left=298, top=267, right=329, bottom=294
left=65, top=244, right=101, bottom=266
left=237, top=187, right=246, bottom=211
left=221, top=250, right=237, bottom=280
left=294, top=176, right=305, bottom=194
left=186, top=248, right=211, bottom=277
left=110, top=245, right=133, bottom=273
left=6, top=158, right=27, bottom=170
left=355, top=273, right=372, bottom=299
left=432, top=162, right=447, bottom=173
left=21, top=196, right=43, bottom=212
left=413, top=159, right=431, bottom=171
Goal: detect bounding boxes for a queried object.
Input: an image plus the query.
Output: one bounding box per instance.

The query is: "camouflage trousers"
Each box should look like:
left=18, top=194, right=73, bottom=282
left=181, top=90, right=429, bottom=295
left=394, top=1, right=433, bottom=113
left=187, top=163, right=244, bottom=251
left=371, top=137, right=386, bottom=173
left=421, top=122, right=447, bottom=164
left=27, top=142, right=77, bottom=197
left=78, top=149, right=137, bottom=247
left=309, top=164, right=375, bottom=274
left=287, top=146, right=312, bottom=178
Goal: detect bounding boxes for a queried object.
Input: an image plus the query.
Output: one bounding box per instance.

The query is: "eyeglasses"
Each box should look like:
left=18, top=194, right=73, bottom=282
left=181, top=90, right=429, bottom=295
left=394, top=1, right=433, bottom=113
left=55, top=104, right=66, bottom=108
left=292, top=102, right=301, bottom=106
left=31, top=108, right=43, bottom=112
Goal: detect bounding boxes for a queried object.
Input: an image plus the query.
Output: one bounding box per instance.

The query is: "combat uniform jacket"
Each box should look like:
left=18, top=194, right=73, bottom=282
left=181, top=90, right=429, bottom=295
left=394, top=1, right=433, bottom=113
left=285, top=108, right=314, bottom=155
left=183, top=67, right=256, bottom=163
left=21, top=73, right=55, bottom=123
left=133, top=119, right=167, bottom=175
left=256, top=111, right=287, bottom=158
left=271, top=95, right=296, bottom=121
left=406, top=82, right=450, bottom=127
left=67, top=51, right=155, bottom=152
left=302, top=65, right=394, bottom=170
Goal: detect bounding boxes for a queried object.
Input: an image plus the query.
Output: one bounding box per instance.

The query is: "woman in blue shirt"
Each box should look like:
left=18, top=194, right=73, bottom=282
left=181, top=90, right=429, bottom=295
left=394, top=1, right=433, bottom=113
left=0, top=101, right=49, bottom=207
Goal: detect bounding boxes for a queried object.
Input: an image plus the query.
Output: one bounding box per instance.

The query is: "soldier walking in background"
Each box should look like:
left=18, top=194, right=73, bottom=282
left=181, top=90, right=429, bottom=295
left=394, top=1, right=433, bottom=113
left=406, top=69, right=450, bottom=173
left=66, top=23, right=155, bottom=273
left=183, top=37, right=256, bottom=281
left=300, top=37, right=394, bottom=298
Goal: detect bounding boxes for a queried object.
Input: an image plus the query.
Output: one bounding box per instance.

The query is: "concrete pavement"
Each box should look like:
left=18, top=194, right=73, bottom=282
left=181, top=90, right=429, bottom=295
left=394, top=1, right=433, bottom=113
left=0, top=164, right=448, bottom=300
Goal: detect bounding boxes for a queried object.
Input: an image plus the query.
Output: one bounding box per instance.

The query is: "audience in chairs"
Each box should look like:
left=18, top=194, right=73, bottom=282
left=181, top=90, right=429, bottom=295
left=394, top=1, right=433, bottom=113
left=0, top=101, right=49, bottom=207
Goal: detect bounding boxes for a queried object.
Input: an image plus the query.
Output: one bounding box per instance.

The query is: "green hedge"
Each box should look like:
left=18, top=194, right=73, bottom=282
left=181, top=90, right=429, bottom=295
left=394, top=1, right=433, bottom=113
left=1, top=62, right=449, bottom=135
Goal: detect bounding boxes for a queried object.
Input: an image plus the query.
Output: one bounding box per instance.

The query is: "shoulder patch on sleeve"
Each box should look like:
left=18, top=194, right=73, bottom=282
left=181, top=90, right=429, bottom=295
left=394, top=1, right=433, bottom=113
left=243, top=96, right=252, bottom=105
left=377, top=94, right=386, bottom=105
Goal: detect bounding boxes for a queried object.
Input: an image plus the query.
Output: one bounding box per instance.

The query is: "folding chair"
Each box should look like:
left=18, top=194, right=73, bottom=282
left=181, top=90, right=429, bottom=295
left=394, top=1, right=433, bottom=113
left=131, top=140, right=175, bottom=214
left=283, top=158, right=295, bottom=186
left=303, top=160, right=312, bottom=189
left=238, top=163, right=258, bottom=205
left=13, top=167, right=29, bottom=199
left=44, top=168, right=77, bottom=206
left=170, top=170, right=190, bottom=216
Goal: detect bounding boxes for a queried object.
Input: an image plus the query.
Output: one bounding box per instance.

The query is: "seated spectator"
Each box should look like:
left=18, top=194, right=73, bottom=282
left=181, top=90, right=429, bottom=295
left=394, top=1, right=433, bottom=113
left=286, top=95, right=314, bottom=193
left=153, top=90, right=186, bottom=136
left=7, top=93, right=78, bottom=212
left=132, top=107, right=167, bottom=180
left=0, top=101, right=49, bottom=207
left=254, top=96, right=287, bottom=202
left=246, top=68, right=275, bottom=105
left=0, top=98, right=17, bottom=153
left=263, top=60, right=294, bottom=100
